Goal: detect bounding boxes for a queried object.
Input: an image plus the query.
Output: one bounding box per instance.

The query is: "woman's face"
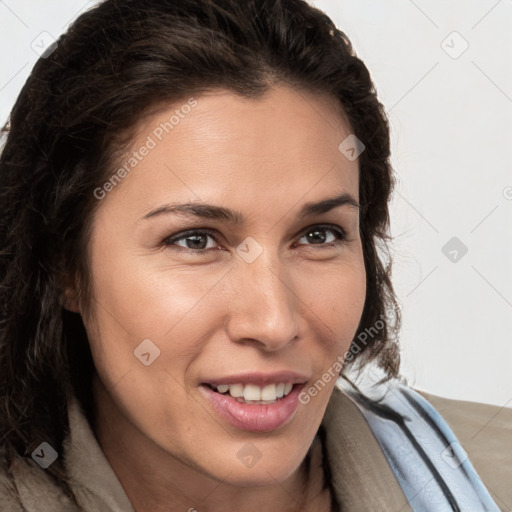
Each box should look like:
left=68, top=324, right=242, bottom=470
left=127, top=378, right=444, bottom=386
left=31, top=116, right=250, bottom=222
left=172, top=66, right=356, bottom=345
left=78, top=85, right=366, bottom=489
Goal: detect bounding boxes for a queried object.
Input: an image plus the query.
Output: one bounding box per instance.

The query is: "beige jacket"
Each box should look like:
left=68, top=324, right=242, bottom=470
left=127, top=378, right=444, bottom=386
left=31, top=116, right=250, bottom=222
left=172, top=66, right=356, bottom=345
left=0, top=384, right=510, bottom=511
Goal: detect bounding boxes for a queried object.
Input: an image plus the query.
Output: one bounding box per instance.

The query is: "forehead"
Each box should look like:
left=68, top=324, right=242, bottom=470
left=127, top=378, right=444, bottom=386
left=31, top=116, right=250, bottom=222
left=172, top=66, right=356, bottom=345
left=99, top=85, right=359, bottom=218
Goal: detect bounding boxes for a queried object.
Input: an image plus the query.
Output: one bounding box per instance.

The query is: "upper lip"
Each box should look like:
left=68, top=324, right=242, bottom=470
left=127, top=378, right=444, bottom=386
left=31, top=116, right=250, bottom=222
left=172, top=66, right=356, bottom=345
left=202, top=371, right=310, bottom=388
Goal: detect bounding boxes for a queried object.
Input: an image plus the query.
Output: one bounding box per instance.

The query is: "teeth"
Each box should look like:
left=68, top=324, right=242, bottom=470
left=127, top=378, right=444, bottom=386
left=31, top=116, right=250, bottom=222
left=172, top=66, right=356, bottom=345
left=261, top=384, right=276, bottom=401
left=228, top=383, right=244, bottom=398
left=244, top=384, right=261, bottom=401
left=213, top=382, right=295, bottom=402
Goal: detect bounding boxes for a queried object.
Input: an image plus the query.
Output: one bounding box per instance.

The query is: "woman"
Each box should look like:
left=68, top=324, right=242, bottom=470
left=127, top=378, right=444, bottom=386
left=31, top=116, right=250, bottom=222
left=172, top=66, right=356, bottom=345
left=0, top=0, right=507, bottom=511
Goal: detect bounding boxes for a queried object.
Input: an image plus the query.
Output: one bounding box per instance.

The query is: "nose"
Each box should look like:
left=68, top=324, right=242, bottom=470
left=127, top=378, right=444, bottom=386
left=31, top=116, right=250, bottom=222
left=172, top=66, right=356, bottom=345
left=225, top=249, right=300, bottom=352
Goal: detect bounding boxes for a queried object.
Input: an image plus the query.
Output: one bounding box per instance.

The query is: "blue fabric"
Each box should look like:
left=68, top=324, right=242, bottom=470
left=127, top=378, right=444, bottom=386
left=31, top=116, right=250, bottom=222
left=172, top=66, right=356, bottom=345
left=340, top=376, right=500, bottom=512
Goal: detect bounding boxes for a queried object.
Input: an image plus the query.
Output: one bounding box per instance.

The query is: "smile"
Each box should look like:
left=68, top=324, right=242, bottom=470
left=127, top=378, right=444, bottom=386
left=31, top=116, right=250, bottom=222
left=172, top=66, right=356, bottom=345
left=199, top=383, right=306, bottom=432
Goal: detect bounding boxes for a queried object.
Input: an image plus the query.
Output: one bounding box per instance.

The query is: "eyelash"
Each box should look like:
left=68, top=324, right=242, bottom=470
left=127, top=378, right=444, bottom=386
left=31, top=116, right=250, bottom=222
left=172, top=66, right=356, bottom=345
left=163, top=224, right=347, bottom=254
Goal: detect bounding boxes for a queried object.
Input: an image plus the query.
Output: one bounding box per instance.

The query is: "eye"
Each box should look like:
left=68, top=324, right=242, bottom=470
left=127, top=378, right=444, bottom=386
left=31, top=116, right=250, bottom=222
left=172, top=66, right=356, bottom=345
left=163, top=224, right=347, bottom=254
left=164, top=229, right=219, bottom=251
left=295, top=224, right=346, bottom=248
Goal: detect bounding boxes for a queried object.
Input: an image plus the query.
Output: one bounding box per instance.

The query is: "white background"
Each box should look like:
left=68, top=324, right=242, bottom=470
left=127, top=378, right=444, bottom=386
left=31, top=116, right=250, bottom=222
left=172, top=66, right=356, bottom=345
left=1, top=0, right=511, bottom=408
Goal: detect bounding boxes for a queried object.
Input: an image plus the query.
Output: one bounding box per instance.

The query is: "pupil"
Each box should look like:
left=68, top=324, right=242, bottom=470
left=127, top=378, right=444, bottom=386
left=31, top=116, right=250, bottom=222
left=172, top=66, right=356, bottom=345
left=308, top=229, right=326, bottom=244
left=187, top=235, right=207, bottom=249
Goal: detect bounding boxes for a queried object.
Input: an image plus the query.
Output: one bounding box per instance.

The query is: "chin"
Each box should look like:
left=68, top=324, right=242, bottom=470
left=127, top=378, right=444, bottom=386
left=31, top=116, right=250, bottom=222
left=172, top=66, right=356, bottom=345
left=207, top=449, right=305, bottom=487
left=221, top=467, right=298, bottom=488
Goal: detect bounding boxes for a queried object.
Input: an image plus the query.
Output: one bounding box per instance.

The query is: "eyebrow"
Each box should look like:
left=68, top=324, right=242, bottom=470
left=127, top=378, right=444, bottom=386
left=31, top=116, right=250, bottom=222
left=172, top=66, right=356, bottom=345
left=142, top=192, right=360, bottom=224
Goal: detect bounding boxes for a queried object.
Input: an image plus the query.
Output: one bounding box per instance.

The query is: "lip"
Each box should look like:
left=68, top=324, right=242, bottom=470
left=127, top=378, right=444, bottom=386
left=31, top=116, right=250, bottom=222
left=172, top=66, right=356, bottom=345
left=201, top=370, right=309, bottom=388
left=199, top=382, right=306, bottom=433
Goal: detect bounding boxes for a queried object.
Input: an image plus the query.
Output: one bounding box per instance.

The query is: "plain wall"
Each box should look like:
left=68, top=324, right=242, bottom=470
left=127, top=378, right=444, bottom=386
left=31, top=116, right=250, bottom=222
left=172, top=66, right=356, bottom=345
left=1, top=0, right=511, bottom=407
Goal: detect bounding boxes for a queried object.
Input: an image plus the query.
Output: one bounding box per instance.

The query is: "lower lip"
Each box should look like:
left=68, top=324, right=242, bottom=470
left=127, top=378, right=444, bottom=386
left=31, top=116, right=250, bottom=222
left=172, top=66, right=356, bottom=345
left=199, top=384, right=305, bottom=433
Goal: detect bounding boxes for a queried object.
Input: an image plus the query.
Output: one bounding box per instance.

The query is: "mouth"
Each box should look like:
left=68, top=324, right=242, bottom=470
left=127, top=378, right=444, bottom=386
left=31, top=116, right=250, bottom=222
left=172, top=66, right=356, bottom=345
left=199, top=382, right=306, bottom=433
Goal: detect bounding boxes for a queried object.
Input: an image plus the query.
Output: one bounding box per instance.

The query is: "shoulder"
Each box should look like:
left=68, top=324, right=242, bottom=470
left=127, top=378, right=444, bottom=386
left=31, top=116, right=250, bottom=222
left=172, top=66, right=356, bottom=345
left=0, top=443, right=76, bottom=512
left=417, top=390, right=512, bottom=511
left=338, top=372, right=504, bottom=511
left=0, top=443, right=25, bottom=511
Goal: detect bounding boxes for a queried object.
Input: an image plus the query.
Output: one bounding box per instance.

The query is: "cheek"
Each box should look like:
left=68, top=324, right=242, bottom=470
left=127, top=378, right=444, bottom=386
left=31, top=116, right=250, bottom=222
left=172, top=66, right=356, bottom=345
left=83, top=244, right=229, bottom=389
left=327, top=270, right=366, bottom=373
left=88, top=241, right=221, bottom=337
left=306, top=258, right=366, bottom=339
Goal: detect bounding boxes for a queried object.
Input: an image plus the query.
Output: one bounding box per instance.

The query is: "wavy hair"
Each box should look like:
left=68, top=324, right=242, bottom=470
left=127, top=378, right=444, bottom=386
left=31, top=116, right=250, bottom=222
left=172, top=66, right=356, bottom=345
left=0, top=0, right=400, bottom=497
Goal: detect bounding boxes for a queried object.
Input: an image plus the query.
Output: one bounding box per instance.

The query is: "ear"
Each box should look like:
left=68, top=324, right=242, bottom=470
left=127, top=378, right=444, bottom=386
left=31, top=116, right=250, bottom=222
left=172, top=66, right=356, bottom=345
left=61, top=275, right=81, bottom=313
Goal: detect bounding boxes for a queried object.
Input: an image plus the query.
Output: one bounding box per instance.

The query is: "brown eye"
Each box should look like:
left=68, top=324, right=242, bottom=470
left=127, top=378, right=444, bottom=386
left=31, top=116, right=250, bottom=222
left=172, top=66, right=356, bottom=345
left=164, top=229, right=219, bottom=252
left=296, top=225, right=346, bottom=247
left=163, top=224, right=347, bottom=254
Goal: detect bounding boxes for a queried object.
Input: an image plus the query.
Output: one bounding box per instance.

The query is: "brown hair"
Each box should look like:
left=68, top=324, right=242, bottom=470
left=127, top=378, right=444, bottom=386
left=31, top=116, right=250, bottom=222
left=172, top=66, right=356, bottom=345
left=0, top=0, right=400, bottom=498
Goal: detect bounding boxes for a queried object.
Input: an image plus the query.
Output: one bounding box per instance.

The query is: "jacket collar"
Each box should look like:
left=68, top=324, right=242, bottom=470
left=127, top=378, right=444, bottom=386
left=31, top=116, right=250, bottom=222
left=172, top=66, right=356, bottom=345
left=62, top=395, right=136, bottom=511
left=321, top=385, right=412, bottom=511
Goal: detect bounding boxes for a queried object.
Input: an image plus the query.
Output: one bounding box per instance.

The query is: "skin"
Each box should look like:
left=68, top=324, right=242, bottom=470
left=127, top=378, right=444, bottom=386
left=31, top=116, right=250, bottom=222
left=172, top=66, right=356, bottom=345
left=66, top=84, right=366, bottom=511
